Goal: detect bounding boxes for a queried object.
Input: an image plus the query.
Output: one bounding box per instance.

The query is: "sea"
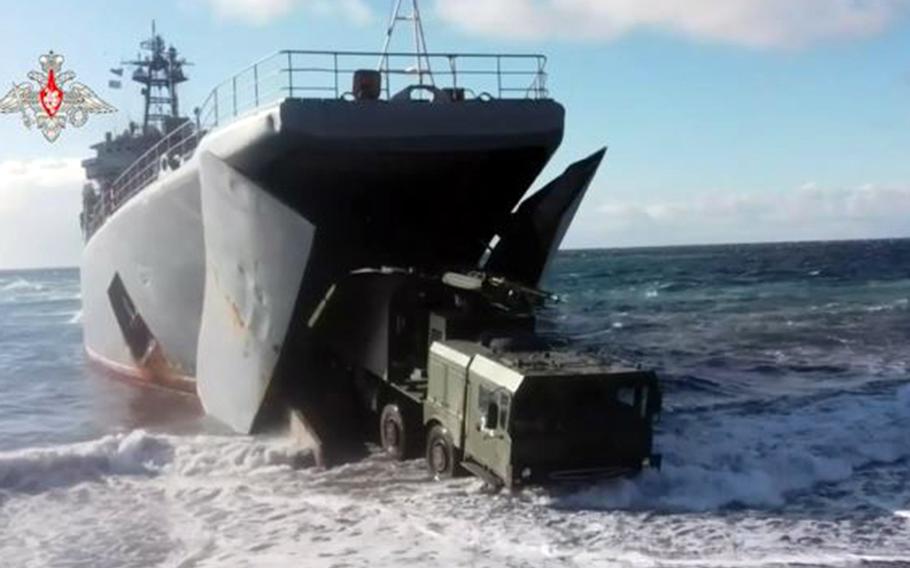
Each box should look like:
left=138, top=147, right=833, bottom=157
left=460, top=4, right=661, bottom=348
left=0, top=239, right=908, bottom=567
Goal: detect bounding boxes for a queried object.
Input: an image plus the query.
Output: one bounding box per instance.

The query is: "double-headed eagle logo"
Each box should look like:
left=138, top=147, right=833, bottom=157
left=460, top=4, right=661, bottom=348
left=0, top=51, right=116, bottom=142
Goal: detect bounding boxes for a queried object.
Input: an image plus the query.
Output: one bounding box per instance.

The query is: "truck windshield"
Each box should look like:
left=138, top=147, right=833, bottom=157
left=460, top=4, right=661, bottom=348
left=511, top=379, right=647, bottom=436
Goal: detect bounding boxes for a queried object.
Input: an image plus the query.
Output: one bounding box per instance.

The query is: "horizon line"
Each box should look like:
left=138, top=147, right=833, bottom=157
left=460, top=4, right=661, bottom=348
left=2, top=235, right=909, bottom=272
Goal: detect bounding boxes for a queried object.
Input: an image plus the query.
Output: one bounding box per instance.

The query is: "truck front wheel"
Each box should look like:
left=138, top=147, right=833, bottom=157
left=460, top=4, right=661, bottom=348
left=426, top=424, right=460, bottom=479
left=380, top=403, right=410, bottom=460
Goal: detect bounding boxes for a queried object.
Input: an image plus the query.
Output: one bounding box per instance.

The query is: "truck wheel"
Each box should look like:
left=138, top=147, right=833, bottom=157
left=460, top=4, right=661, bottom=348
left=426, top=424, right=458, bottom=479
left=380, top=403, right=410, bottom=461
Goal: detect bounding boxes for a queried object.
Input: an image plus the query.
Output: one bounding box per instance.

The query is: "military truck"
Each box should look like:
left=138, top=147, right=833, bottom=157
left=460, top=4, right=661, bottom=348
left=306, top=268, right=662, bottom=487
left=417, top=341, right=661, bottom=487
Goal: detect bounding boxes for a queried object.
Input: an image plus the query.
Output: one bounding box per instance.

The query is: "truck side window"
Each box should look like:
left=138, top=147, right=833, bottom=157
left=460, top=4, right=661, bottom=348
left=478, top=384, right=494, bottom=410
left=498, top=391, right=510, bottom=430
left=485, top=401, right=499, bottom=431
left=478, top=384, right=497, bottom=430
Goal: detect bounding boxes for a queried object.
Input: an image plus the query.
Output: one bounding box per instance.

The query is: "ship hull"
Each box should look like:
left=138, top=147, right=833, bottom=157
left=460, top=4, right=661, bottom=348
left=81, top=97, right=565, bottom=449
left=80, top=159, right=204, bottom=392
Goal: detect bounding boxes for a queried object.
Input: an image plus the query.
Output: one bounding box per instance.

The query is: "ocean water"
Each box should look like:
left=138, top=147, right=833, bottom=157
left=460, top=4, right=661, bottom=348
left=1, top=239, right=909, bottom=567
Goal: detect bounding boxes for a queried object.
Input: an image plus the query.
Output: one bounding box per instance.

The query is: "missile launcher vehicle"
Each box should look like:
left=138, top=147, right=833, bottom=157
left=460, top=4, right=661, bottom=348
left=307, top=268, right=662, bottom=487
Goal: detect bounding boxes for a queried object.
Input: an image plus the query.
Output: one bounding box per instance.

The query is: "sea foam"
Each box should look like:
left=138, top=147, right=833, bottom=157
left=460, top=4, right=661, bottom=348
left=1, top=392, right=908, bottom=567
left=549, top=385, right=910, bottom=512
left=0, top=430, right=172, bottom=493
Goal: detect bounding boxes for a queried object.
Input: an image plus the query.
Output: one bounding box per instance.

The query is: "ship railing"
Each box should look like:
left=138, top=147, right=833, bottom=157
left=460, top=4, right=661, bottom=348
left=85, top=50, right=548, bottom=238
left=195, top=50, right=548, bottom=130
left=84, top=121, right=200, bottom=238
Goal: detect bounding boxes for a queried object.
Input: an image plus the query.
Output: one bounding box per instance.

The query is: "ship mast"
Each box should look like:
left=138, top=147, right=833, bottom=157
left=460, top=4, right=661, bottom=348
left=378, top=0, right=434, bottom=86
left=122, top=21, right=190, bottom=135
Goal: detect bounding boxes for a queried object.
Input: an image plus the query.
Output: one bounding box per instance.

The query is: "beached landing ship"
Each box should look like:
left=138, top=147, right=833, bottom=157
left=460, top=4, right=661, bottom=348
left=80, top=2, right=662, bottom=481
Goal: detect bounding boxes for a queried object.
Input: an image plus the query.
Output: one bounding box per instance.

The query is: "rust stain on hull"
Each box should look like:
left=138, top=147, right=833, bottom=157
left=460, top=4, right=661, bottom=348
left=85, top=344, right=198, bottom=396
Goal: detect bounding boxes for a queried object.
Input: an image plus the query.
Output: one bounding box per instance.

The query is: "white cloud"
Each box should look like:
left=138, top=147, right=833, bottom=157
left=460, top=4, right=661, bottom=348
left=310, top=0, right=374, bottom=25
left=0, top=158, right=84, bottom=269
left=204, top=0, right=294, bottom=25
left=0, top=158, right=83, bottom=192
left=203, top=0, right=374, bottom=26
left=566, top=183, right=910, bottom=248
left=436, top=0, right=909, bottom=49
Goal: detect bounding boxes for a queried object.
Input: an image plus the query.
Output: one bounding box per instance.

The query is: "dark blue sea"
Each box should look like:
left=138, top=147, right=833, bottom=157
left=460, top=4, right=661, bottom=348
left=1, top=239, right=908, bottom=567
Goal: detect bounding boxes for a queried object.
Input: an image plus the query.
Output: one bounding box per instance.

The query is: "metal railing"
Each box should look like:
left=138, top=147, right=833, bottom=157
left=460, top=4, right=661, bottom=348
left=196, top=50, right=548, bottom=131
left=84, top=50, right=549, bottom=238
left=84, top=120, right=200, bottom=237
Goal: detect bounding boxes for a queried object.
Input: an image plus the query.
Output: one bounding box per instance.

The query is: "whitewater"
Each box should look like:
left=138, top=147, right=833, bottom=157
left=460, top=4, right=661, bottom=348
left=1, top=240, right=909, bottom=567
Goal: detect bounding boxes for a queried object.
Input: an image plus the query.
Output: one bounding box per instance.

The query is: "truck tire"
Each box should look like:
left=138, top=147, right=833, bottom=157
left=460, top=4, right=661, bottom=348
left=426, top=424, right=460, bottom=479
left=380, top=403, right=410, bottom=461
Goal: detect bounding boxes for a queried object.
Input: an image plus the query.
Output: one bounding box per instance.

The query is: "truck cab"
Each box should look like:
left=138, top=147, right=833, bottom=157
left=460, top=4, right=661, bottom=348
left=423, top=340, right=661, bottom=488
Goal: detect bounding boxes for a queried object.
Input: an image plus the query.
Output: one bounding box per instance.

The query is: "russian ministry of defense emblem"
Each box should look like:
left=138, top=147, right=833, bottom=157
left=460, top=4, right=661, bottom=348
left=0, top=51, right=116, bottom=142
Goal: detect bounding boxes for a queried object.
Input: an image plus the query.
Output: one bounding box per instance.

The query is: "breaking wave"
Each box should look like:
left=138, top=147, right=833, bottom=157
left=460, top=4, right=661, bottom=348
left=4, top=386, right=908, bottom=511
left=1, top=388, right=909, bottom=567
left=550, top=385, right=910, bottom=512
left=0, top=430, right=309, bottom=494
left=0, top=431, right=172, bottom=493
left=0, top=278, right=44, bottom=293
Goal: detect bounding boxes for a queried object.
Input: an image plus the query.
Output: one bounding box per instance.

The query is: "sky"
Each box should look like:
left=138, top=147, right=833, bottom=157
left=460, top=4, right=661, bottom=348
left=0, top=0, right=909, bottom=268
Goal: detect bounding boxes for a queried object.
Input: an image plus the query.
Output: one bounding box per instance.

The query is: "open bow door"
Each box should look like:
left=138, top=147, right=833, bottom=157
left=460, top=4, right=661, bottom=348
left=485, top=148, right=606, bottom=286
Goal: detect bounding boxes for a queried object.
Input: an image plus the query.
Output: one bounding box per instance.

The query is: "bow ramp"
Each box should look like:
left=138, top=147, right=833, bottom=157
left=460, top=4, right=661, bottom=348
left=196, top=152, right=365, bottom=465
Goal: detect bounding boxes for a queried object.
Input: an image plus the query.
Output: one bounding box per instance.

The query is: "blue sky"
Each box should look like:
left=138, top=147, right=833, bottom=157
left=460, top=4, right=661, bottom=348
left=0, top=0, right=909, bottom=268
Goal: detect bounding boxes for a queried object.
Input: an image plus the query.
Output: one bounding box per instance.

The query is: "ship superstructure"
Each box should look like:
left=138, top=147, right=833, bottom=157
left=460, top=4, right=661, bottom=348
left=81, top=22, right=192, bottom=237
left=123, top=20, right=190, bottom=135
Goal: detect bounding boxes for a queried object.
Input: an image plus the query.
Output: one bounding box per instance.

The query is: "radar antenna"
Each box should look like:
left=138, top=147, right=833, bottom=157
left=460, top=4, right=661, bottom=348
left=378, top=0, right=433, bottom=86
left=121, top=21, right=191, bottom=135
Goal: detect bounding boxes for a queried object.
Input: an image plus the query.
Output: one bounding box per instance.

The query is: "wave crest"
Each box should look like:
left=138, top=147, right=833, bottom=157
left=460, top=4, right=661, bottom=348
left=0, top=430, right=173, bottom=493
left=550, top=386, right=910, bottom=512
left=0, top=278, right=45, bottom=292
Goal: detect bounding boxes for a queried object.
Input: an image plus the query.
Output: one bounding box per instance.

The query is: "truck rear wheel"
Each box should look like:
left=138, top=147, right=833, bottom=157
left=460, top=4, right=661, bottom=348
left=426, top=424, right=459, bottom=479
left=380, top=403, right=410, bottom=461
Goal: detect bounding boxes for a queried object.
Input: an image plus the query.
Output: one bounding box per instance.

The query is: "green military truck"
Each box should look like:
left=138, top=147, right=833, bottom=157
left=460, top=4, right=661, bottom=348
left=380, top=338, right=662, bottom=489
left=307, top=268, right=662, bottom=487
